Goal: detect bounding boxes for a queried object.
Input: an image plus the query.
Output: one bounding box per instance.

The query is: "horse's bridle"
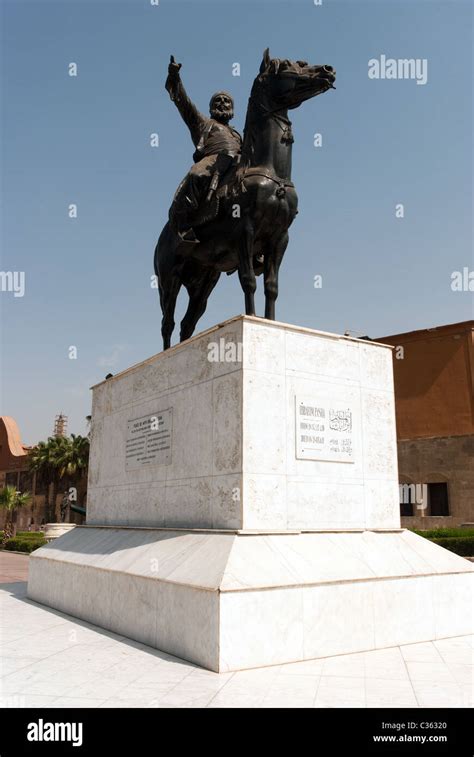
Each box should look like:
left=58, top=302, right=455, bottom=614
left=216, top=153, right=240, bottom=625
left=240, top=90, right=296, bottom=193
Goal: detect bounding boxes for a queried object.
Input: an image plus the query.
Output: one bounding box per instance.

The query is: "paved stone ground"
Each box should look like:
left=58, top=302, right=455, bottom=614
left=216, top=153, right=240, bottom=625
left=0, top=552, right=29, bottom=583
left=0, top=553, right=472, bottom=708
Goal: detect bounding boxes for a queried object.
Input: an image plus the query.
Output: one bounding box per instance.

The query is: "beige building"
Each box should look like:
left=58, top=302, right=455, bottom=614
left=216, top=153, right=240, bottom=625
left=377, top=321, right=474, bottom=529
left=0, top=416, right=86, bottom=531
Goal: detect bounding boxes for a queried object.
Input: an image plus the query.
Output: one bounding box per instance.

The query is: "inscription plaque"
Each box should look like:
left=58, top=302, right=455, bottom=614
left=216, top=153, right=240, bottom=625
left=295, top=395, right=355, bottom=463
left=126, top=409, right=172, bottom=469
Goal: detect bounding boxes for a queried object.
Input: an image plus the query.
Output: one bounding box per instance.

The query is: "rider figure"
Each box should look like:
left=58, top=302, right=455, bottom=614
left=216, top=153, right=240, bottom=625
left=165, top=55, right=242, bottom=243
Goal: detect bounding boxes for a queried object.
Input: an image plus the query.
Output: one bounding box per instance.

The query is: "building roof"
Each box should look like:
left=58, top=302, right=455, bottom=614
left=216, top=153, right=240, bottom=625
left=376, top=320, right=474, bottom=343
left=0, top=416, right=30, bottom=471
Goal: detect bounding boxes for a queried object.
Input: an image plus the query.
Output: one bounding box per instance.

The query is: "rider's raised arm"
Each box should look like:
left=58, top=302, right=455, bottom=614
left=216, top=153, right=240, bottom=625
left=165, top=56, right=206, bottom=147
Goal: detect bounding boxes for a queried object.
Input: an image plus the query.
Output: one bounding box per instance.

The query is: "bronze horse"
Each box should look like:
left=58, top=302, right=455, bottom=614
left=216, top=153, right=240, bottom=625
left=154, top=49, right=336, bottom=349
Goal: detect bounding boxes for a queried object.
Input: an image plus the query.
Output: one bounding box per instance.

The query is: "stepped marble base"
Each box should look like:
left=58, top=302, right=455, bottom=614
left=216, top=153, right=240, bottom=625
left=28, top=525, right=473, bottom=672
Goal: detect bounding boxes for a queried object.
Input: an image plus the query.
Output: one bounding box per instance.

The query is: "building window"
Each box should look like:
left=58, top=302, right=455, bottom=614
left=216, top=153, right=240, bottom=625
left=400, top=485, right=414, bottom=517
left=19, top=471, right=33, bottom=493
left=399, top=481, right=449, bottom=517
left=428, top=483, right=449, bottom=516
left=5, top=471, right=19, bottom=488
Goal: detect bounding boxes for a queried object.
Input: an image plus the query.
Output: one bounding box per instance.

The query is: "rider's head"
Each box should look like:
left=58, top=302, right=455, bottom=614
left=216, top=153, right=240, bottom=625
left=209, top=91, right=234, bottom=124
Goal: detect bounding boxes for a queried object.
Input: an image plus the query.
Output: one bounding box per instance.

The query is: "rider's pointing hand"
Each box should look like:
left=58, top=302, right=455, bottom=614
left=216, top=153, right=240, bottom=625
left=168, top=55, right=182, bottom=76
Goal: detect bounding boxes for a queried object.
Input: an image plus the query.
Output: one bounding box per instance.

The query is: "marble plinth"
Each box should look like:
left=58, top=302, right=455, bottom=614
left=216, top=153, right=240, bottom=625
left=27, top=317, right=474, bottom=672
left=86, top=316, right=399, bottom=531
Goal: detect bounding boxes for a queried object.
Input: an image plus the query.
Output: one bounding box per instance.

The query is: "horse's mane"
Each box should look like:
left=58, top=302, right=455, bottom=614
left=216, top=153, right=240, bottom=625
left=241, top=77, right=263, bottom=169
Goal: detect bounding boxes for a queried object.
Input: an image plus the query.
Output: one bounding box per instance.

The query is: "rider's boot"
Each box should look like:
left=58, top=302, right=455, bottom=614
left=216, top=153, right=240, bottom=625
left=172, top=193, right=200, bottom=246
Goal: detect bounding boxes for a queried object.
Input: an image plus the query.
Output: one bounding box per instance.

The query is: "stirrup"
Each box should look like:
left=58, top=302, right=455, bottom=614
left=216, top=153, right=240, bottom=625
left=178, top=228, right=199, bottom=245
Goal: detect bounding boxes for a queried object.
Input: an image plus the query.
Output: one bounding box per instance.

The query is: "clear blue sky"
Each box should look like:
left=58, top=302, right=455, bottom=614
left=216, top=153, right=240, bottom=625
left=1, top=0, right=472, bottom=444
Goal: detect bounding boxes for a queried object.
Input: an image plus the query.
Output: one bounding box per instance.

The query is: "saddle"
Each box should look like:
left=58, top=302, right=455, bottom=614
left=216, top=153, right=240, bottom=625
left=189, top=156, right=240, bottom=229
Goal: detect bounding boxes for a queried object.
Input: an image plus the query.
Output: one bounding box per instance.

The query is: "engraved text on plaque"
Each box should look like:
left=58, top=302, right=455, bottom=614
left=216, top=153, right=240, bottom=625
left=295, top=395, right=355, bottom=463
left=126, top=409, right=172, bottom=469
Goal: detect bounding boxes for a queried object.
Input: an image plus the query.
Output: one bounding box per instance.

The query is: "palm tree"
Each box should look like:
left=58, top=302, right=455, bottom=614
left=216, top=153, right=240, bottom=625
left=55, top=434, right=90, bottom=479
left=29, top=436, right=67, bottom=521
left=29, top=438, right=60, bottom=521
left=55, top=434, right=90, bottom=521
left=0, top=486, right=32, bottom=543
left=29, top=435, right=89, bottom=522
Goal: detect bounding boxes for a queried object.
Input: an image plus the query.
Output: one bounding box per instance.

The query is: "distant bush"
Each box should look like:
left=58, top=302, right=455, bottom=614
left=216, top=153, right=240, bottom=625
left=429, top=536, right=474, bottom=557
left=412, top=528, right=474, bottom=557
left=413, top=527, right=474, bottom=539
left=3, top=536, right=47, bottom=553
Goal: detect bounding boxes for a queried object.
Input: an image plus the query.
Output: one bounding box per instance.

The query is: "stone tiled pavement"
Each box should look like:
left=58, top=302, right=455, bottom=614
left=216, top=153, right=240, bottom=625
left=0, top=553, right=472, bottom=708
left=0, top=552, right=29, bottom=583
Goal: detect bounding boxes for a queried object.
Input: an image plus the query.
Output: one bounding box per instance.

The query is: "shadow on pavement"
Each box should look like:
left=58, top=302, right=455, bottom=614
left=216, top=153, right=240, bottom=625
left=0, top=578, right=196, bottom=668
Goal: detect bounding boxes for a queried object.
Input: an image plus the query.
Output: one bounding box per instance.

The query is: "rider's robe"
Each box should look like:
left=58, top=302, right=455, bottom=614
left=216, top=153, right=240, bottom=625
left=165, top=72, right=242, bottom=224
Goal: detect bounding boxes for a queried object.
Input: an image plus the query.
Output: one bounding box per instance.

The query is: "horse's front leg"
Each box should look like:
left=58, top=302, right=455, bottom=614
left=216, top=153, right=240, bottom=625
left=238, top=219, right=256, bottom=316
left=264, top=231, right=289, bottom=320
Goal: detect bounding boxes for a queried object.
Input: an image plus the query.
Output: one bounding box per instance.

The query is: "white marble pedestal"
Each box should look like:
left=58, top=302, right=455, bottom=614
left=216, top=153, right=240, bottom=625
left=28, top=316, right=474, bottom=671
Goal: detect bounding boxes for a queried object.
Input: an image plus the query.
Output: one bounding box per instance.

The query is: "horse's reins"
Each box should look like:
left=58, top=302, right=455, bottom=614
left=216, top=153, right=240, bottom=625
left=240, top=101, right=295, bottom=194
left=239, top=76, right=335, bottom=196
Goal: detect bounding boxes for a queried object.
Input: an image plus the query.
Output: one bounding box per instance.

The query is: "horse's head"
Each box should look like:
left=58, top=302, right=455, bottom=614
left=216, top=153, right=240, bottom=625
left=256, top=48, right=336, bottom=111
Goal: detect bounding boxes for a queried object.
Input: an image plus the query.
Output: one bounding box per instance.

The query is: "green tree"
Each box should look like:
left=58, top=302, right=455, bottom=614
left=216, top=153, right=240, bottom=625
left=55, top=434, right=90, bottom=479
left=29, top=435, right=89, bottom=521
left=29, top=438, right=64, bottom=522
left=55, top=435, right=90, bottom=522
left=0, top=486, right=32, bottom=543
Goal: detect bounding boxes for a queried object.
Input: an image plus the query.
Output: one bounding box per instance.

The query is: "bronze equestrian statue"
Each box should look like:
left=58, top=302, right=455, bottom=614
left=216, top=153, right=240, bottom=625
left=154, top=48, right=336, bottom=349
